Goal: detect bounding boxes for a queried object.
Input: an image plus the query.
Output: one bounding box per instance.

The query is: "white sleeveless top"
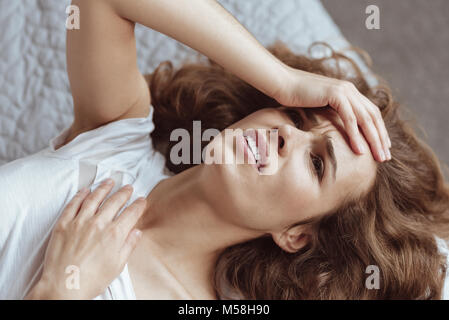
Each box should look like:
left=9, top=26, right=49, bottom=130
left=0, top=107, right=169, bottom=299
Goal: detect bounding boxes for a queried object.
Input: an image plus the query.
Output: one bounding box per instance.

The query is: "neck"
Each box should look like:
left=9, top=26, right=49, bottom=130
left=137, top=165, right=259, bottom=296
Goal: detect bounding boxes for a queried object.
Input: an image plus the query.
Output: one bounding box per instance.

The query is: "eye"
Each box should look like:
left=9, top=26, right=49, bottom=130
left=310, top=153, right=324, bottom=181
left=282, top=109, right=304, bottom=129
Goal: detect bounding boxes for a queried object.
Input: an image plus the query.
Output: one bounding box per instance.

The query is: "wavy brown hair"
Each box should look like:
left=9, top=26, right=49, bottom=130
left=147, top=42, right=449, bottom=299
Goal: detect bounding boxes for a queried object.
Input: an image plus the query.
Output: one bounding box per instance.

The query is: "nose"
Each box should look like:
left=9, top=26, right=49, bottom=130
left=277, top=123, right=310, bottom=158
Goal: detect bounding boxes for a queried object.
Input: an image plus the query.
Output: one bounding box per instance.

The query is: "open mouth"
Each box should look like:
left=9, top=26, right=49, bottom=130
left=242, top=129, right=268, bottom=172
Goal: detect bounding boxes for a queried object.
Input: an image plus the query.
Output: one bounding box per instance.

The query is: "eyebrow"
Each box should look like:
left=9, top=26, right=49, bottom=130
left=304, top=109, right=318, bottom=125
left=325, top=135, right=337, bottom=182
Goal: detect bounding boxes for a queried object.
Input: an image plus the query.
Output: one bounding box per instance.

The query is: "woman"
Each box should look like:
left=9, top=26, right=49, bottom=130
left=1, top=0, right=447, bottom=299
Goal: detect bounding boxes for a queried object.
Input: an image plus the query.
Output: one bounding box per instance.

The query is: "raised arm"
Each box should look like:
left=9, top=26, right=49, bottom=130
left=107, top=0, right=287, bottom=98
left=66, top=0, right=150, bottom=142
left=66, top=0, right=285, bottom=142
left=67, top=0, right=390, bottom=161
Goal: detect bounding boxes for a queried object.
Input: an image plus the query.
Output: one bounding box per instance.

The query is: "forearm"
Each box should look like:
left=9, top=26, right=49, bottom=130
left=109, top=0, right=288, bottom=98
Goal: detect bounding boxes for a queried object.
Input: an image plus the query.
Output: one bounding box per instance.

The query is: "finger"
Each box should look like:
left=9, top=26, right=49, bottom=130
left=119, top=228, right=142, bottom=266
left=59, top=188, right=90, bottom=223
left=358, top=93, right=392, bottom=151
left=366, top=103, right=391, bottom=160
left=333, top=95, right=366, bottom=155
left=351, top=97, right=386, bottom=162
left=76, top=179, right=115, bottom=222
left=96, top=185, right=134, bottom=223
left=113, top=197, right=147, bottom=237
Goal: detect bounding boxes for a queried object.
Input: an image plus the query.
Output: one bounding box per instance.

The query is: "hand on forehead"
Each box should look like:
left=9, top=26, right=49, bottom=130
left=306, top=108, right=377, bottom=199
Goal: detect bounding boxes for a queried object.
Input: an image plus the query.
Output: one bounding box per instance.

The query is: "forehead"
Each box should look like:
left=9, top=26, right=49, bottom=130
left=308, top=108, right=377, bottom=202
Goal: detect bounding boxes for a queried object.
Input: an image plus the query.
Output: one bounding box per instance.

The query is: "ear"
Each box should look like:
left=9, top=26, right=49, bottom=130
left=272, top=225, right=310, bottom=253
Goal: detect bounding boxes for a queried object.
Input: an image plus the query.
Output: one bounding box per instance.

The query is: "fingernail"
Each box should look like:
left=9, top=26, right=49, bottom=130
left=385, top=148, right=391, bottom=160
left=379, top=150, right=386, bottom=161
left=79, top=187, right=89, bottom=194
left=103, top=179, right=113, bottom=185
left=357, top=141, right=365, bottom=154
left=123, top=184, right=133, bottom=190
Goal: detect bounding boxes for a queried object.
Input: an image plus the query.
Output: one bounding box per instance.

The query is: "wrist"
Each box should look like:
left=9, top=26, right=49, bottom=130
left=272, top=65, right=311, bottom=106
left=25, top=275, right=77, bottom=300
left=271, top=64, right=296, bottom=104
left=25, top=279, right=55, bottom=300
left=266, top=63, right=287, bottom=102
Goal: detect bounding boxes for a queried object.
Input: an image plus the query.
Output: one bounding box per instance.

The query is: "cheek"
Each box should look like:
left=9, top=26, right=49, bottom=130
left=269, top=164, right=318, bottom=223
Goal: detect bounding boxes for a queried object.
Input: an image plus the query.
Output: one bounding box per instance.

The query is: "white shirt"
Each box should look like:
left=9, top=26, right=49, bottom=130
left=0, top=107, right=169, bottom=299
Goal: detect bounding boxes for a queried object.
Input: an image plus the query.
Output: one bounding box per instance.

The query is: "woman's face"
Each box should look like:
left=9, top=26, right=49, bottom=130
left=200, top=107, right=377, bottom=233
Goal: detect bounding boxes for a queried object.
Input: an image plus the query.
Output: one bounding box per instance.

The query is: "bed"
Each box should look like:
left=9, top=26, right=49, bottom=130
left=0, top=0, right=447, bottom=299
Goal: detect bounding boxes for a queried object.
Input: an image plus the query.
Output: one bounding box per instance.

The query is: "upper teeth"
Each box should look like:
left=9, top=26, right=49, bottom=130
left=245, top=135, right=260, bottom=161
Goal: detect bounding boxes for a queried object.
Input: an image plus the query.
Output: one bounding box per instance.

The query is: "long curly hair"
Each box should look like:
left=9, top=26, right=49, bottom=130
left=147, top=42, right=449, bottom=299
